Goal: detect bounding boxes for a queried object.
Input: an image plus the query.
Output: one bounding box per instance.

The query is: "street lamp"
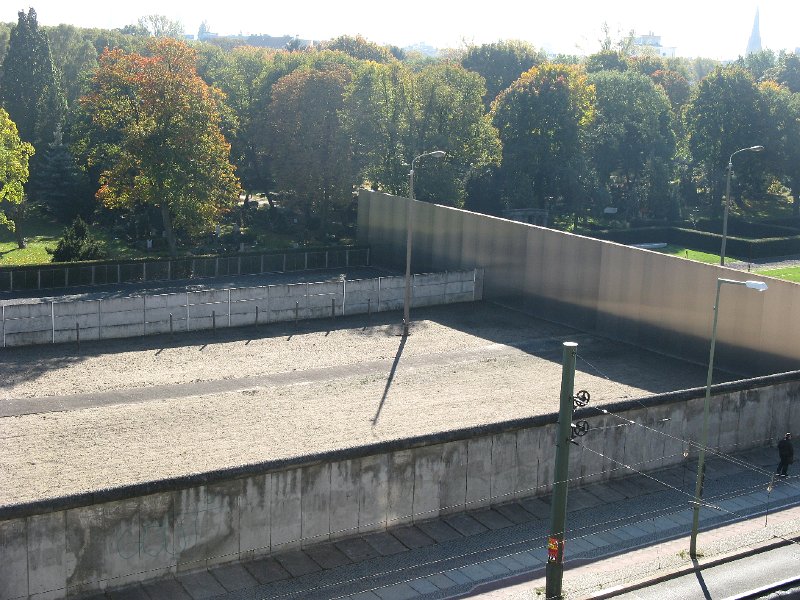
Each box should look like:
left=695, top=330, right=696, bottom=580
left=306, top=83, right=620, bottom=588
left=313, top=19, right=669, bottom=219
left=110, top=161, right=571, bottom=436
left=689, top=277, right=767, bottom=558
left=720, top=145, right=764, bottom=266
left=403, top=150, right=446, bottom=335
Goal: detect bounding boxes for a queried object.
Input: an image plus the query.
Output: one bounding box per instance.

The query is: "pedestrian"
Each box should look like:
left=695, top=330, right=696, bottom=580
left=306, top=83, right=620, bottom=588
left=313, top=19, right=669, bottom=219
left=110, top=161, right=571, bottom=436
left=777, top=432, right=794, bottom=477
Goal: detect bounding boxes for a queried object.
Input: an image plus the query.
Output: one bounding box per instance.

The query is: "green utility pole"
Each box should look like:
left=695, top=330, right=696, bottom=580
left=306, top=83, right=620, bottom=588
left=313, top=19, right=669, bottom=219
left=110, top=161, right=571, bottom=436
left=545, top=341, right=578, bottom=600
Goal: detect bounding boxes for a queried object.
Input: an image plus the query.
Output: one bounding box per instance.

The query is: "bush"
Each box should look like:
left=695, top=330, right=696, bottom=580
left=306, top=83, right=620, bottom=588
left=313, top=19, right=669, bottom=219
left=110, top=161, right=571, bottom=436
left=49, top=217, right=106, bottom=263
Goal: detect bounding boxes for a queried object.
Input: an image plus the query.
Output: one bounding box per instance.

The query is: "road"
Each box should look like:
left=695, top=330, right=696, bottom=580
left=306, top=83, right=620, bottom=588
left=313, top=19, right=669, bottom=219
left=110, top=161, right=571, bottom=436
left=612, top=545, right=800, bottom=599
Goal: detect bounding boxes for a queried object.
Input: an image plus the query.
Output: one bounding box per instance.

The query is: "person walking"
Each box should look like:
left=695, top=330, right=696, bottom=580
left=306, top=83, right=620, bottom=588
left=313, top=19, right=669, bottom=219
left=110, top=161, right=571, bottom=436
left=777, top=433, right=794, bottom=477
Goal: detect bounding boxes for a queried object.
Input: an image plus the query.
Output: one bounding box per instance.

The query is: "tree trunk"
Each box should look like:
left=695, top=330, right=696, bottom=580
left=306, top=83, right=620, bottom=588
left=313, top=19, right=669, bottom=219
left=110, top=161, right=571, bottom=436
left=160, top=202, right=178, bottom=258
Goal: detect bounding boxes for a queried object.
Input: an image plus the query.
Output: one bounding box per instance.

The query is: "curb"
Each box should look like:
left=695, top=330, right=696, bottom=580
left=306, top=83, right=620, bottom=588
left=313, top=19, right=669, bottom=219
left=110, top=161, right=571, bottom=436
left=584, top=533, right=800, bottom=599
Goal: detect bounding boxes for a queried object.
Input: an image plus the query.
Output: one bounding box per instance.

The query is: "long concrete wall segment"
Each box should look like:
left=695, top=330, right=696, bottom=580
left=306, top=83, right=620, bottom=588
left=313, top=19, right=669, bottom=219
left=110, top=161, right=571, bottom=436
left=0, top=271, right=479, bottom=349
left=3, top=373, right=799, bottom=599
left=358, top=190, right=799, bottom=375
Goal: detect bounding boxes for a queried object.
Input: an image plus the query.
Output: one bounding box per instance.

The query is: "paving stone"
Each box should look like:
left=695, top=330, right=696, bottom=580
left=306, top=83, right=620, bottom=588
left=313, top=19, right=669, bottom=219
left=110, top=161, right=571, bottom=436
left=374, top=582, right=419, bottom=600
left=585, top=483, right=626, bottom=503
left=243, top=556, right=291, bottom=584
left=336, top=537, right=382, bottom=562
left=176, top=571, right=226, bottom=599
left=305, top=543, right=353, bottom=569
left=208, top=563, right=258, bottom=592
left=274, top=550, right=323, bottom=577
left=458, top=563, right=494, bottom=582
left=567, top=537, right=598, bottom=554
left=481, top=559, right=512, bottom=577
left=142, top=579, right=192, bottom=600
left=443, top=569, right=472, bottom=585
left=107, top=585, right=150, bottom=600
left=494, top=502, right=537, bottom=524
left=519, top=497, right=551, bottom=519
left=347, top=592, right=381, bottom=600
left=408, top=578, right=440, bottom=594
left=426, top=574, right=458, bottom=590
left=497, top=555, right=528, bottom=572
left=390, top=525, right=435, bottom=549
left=363, top=531, right=410, bottom=556
left=471, top=509, right=514, bottom=530
left=566, top=489, right=605, bottom=511
left=511, top=551, right=543, bottom=568
left=417, top=519, right=463, bottom=543
left=444, top=513, right=489, bottom=537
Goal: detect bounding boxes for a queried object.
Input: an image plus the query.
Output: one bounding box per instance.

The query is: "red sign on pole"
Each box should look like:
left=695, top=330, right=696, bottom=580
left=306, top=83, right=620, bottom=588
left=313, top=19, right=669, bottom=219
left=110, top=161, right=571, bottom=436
left=548, top=536, right=564, bottom=563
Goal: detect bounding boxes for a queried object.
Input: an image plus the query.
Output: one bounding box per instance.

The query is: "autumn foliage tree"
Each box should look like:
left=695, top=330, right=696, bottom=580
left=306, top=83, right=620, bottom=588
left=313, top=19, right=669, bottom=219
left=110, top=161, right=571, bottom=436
left=77, top=38, right=240, bottom=256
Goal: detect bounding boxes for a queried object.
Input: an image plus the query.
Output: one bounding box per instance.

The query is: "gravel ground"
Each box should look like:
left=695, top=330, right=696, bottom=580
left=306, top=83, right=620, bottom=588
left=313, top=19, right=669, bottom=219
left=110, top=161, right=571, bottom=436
left=0, top=302, right=714, bottom=508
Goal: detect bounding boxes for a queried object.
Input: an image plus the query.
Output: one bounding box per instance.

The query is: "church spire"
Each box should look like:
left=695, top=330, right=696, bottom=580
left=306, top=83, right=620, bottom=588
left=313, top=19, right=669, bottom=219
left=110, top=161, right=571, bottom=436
left=746, top=7, right=762, bottom=55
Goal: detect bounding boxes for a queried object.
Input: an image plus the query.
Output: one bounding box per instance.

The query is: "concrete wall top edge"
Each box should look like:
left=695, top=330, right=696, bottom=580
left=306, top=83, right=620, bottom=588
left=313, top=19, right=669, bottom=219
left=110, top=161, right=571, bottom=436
left=3, top=369, right=799, bottom=522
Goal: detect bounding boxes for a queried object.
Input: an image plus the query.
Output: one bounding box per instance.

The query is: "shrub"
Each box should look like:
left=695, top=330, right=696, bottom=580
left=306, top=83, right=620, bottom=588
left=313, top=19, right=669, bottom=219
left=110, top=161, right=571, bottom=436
left=49, top=217, right=106, bottom=263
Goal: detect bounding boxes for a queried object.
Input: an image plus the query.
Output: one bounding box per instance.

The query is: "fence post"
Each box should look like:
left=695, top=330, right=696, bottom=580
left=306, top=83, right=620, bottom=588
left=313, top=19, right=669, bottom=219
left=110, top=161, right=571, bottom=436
left=304, top=252, right=308, bottom=270
left=342, top=278, right=346, bottom=316
left=213, top=310, right=216, bottom=334
left=346, top=249, right=350, bottom=267
left=366, top=247, right=370, bottom=266
left=91, top=266, right=96, bottom=286
left=9, top=270, right=12, bottom=292
left=2, top=305, right=5, bottom=348
left=143, top=262, right=146, bottom=282
left=283, top=254, right=287, bottom=273
left=331, top=298, right=335, bottom=319
left=143, top=295, right=146, bottom=335
left=325, top=251, right=329, bottom=269
left=76, top=322, right=80, bottom=351
left=378, top=277, right=381, bottom=312
left=38, top=270, right=41, bottom=290
left=168, top=260, right=172, bottom=280
left=51, top=302, right=55, bottom=344
left=228, top=289, right=232, bottom=327
left=117, top=264, right=121, bottom=284
left=170, top=313, right=173, bottom=335
left=255, top=305, right=259, bottom=326
left=98, top=300, right=102, bottom=340
left=295, top=301, right=299, bottom=327
left=186, top=292, right=190, bottom=331
left=260, top=254, right=264, bottom=274
left=65, top=267, right=68, bottom=287
left=215, top=258, right=219, bottom=277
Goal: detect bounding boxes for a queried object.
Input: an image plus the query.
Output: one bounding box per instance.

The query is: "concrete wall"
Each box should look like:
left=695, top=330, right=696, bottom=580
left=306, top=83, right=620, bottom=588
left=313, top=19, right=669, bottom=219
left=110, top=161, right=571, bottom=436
left=358, top=190, right=800, bottom=376
left=0, top=270, right=480, bottom=349
left=3, top=374, right=799, bottom=599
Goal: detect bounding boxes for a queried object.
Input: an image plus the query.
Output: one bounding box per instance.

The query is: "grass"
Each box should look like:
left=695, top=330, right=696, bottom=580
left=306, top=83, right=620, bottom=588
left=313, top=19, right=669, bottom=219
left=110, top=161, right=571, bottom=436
left=0, top=210, right=64, bottom=266
left=755, top=266, right=800, bottom=283
left=655, top=245, right=723, bottom=264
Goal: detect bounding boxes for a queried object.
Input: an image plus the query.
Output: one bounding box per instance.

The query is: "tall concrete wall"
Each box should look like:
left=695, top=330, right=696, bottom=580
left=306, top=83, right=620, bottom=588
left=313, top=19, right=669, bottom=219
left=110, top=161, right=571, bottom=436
left=0, top=270, right=480, bottom=348
left=358, top=190, right=800, bottom=375
left=3, top=374, right=799, bottom=599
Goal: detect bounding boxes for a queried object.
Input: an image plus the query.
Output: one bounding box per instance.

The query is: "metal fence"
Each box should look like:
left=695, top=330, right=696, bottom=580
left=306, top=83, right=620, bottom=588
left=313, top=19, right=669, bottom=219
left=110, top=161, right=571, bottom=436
left=0, top=247, right=370, bottom=293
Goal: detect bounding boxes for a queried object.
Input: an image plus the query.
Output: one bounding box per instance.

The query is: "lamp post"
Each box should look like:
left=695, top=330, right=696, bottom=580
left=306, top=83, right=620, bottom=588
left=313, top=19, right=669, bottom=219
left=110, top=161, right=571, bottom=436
left=689, top=277, right=767, bottom=558
left=720, top=145, right=764, bottom=266
left=403, top=150, right=446, bottom=336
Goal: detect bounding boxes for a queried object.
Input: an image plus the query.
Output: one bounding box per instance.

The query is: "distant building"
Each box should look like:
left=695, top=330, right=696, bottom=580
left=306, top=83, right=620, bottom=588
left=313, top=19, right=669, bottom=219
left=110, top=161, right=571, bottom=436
left=633, top=32, right=676, bottom=58
left=746, top=8, right=762, bottom=55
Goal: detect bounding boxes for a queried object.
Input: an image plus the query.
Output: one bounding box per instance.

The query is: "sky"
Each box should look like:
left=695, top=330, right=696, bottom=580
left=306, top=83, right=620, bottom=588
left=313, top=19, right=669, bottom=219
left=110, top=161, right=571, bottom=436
left=2, top=1, right=799, bottom=60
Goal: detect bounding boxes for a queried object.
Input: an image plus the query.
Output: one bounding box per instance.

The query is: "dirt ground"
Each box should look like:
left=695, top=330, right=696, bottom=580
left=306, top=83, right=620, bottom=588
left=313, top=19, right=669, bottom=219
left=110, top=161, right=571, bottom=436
left=0, top=302, right=713, bottom=507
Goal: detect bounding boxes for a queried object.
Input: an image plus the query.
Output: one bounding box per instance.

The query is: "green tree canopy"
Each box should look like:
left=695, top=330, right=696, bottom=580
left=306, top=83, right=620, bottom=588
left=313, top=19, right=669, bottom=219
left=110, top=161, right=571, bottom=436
left=77, top=38, right=240, bottom=256
left=0, top=8, right=66, bottom=148
left=460, top=40, right=546, bottom=108
left=0, top=108, right=35, bottom=246
left=320, top=35, right=394, bottom=63
left=491, top=63, right=595, bottom=212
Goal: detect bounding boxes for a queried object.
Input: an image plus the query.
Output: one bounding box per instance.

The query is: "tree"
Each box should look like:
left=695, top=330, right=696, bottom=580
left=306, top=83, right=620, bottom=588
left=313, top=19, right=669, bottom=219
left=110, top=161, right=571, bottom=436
left=50, top=215, right=105, bottom=262
left=0, top=108, right=35, bottom=248
left=267, top=65, right=356, bottom=236
left=136, top=15, right=184, bottom=38
left=45, top=24, right=100, bottom=108
left=650, top=69, right=690, bottom=110
left=0, top=8, right=66, bottom=149
left=407, top=63, right=502, bottom=204
left=461, top=40, right=546, bottom=108
left=764, top=51, right=800, bottom=93
left=491, top=63, right=595, bottom=214
left=588, top=70, right=675, bottom=220
left=685, top=66, right=767, bottom=212
left=77, top=38, right=240, bottom=256
left=321, top=35, right=393, bottom=63
left=758, top=81, right=800, bottom=214
left=585, top=50, right=628, bottom=73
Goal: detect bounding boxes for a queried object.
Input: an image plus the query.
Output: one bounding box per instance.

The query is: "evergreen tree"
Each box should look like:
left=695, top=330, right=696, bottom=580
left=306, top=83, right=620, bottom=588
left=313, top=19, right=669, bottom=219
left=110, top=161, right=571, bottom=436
left=50, top=216, right=105, bottom=262
left=0, top=9, right=66, bottom=149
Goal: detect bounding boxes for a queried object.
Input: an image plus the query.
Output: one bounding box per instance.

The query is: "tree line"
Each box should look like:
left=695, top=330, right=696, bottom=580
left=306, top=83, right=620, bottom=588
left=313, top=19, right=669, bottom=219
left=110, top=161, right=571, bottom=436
left=2, top=8, right=800, bottom=257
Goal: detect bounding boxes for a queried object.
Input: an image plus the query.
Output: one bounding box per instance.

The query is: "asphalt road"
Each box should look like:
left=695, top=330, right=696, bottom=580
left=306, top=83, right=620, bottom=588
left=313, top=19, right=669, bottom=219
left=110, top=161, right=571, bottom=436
left=613, top=545, right=800, bottom=599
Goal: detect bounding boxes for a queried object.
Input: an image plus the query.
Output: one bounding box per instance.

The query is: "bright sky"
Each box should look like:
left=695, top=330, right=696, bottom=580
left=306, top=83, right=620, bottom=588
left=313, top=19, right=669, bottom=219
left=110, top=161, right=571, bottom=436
left=2, top=1, right=799, bottom=60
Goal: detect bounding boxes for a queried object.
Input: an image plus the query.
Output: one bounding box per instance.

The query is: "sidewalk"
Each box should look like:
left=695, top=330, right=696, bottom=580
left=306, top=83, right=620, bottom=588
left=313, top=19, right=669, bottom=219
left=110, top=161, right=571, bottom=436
left=86, top=447, right=800, bottom=600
